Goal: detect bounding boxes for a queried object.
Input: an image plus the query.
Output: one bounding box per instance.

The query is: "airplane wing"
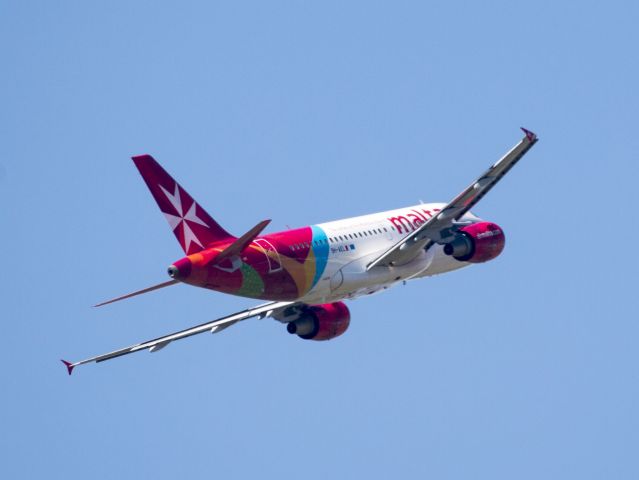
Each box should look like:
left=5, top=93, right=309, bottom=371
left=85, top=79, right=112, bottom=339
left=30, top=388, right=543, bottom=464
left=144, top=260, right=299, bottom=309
left=61, top=300, right=296, bottom=374
left=368, top=128, right=538, bottom=270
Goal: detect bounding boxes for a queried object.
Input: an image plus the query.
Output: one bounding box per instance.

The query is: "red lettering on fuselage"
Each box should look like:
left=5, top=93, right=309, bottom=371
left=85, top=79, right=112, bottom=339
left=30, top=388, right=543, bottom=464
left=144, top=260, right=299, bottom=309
left=388, top=216, right=413, bottom=234
left=388, top=208, right=441, bottom=234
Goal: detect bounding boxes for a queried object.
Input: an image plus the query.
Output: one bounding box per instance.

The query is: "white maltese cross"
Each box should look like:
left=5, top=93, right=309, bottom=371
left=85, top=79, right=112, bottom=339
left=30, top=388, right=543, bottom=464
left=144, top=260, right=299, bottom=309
left=159, top=184, right=209, bottom=252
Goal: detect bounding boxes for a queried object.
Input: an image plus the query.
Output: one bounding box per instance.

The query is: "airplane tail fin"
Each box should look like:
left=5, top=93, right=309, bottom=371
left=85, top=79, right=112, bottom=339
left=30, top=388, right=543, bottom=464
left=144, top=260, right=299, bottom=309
left=132, top=155, right=235, bottom=254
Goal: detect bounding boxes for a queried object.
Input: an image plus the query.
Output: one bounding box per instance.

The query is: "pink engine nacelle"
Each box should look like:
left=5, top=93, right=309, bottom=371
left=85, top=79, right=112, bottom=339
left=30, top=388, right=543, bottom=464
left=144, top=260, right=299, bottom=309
left=443, top=221, right=505, bottom=263
left=286, top=302, right=351, bottom=341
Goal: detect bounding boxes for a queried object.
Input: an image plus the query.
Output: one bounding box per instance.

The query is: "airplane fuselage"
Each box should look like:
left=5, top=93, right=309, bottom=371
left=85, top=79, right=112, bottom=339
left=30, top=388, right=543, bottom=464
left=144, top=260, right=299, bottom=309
left=175, top=202, right=483, bottom=304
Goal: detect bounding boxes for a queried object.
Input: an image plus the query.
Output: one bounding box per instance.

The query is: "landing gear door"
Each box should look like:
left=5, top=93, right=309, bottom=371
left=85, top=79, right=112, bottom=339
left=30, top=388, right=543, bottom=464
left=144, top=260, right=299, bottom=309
left=253, top=239, right=283, bottom=273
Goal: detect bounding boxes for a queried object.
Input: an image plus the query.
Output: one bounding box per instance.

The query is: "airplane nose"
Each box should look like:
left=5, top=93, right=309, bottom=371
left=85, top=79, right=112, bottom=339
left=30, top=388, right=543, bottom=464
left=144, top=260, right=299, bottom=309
left=167, top=257, right=192, bottom=279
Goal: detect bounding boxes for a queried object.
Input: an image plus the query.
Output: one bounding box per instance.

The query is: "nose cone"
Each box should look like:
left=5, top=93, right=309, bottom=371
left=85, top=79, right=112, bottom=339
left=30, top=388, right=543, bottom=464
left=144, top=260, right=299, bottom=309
left=167, top=257, right=192, bottom=279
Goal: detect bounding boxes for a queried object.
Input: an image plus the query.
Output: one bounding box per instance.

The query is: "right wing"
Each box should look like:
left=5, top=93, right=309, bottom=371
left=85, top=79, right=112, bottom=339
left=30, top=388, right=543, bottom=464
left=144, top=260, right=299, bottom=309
left=367, top=128, right=538, bottom=269
left=61, top=300, right=296, bottom=375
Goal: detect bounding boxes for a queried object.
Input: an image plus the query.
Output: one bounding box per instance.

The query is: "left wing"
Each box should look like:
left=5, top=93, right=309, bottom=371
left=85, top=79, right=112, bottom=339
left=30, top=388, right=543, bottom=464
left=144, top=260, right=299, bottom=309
left=61, top=300, right=295, bottom=375
left=368, top=128, right=538, bottom=269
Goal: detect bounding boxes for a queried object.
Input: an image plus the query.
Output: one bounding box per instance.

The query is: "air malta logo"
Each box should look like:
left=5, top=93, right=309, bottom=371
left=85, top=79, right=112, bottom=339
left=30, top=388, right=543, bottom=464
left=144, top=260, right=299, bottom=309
left=159, top=183, right=209, bottom=252
left=387, top=208, right=441, bottom=234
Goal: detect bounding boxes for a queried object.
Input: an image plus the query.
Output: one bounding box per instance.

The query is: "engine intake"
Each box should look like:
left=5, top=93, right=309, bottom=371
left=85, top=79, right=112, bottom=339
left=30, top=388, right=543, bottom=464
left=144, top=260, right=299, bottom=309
left=443, top=221, right=505, bottom=263
left=286, top=302, right=350, bottom=341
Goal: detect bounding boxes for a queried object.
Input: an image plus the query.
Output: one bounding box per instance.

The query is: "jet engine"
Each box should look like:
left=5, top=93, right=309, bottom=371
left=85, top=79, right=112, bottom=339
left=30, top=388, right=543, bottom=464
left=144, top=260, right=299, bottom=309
left=286, top=302, right=350, bottom=341
left=443, top=221, right=505, bottom=263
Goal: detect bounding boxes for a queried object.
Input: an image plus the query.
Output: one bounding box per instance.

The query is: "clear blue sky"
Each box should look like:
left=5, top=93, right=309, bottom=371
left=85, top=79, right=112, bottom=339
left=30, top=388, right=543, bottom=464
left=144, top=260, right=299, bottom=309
left=2, top=1, right=638, bottom=478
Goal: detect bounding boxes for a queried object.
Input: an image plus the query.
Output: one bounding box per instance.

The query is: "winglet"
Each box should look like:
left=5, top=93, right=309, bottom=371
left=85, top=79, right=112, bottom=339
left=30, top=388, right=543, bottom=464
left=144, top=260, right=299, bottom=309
left=61, top=359, right=75, bottom=376
left=520, top=127, right=537, bottom=142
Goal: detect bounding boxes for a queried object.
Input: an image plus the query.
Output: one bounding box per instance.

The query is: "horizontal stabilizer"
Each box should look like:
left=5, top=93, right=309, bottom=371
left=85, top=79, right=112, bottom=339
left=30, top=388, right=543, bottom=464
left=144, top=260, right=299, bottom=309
left=94, top=279, right=179, bottom=307
left=208, top=219, right=271, bottom=265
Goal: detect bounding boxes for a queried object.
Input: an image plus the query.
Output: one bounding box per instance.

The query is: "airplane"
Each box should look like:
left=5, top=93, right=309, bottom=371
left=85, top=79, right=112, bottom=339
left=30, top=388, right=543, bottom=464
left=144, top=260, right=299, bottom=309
left=61, top=128, right=538, bottom=374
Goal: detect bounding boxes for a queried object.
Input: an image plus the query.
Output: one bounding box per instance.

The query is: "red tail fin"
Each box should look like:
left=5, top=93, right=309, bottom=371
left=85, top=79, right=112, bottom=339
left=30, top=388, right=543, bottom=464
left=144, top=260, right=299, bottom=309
left=132, top=155, right=235, bottom=254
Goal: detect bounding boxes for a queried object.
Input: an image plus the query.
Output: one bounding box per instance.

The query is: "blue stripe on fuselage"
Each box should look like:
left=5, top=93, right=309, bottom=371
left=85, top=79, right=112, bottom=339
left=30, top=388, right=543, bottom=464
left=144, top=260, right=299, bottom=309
left=311, top=225, right=329, bottom=288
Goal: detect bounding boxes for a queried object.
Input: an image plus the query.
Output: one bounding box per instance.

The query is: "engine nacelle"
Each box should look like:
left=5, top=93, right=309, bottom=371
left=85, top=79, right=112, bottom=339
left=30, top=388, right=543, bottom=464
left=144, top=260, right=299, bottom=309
left=286, top=302, right=350, bottom=341
left=443, top=221, right=505, bottom=263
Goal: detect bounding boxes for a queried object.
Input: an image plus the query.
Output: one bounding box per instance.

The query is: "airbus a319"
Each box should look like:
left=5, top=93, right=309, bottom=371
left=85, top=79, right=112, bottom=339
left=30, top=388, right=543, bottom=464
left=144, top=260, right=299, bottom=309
left=62, top=128, right=538, bottom=374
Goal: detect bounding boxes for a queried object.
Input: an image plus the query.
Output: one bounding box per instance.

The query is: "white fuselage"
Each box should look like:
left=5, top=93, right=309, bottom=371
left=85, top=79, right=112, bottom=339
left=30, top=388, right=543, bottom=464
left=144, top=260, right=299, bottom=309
left=299, top=203, right=479, bottom=304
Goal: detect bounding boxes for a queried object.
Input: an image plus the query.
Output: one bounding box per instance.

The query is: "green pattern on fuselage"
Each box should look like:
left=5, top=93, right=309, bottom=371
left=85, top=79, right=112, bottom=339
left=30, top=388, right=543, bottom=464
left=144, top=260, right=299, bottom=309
left=237, top=263, right=265, bottom=298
